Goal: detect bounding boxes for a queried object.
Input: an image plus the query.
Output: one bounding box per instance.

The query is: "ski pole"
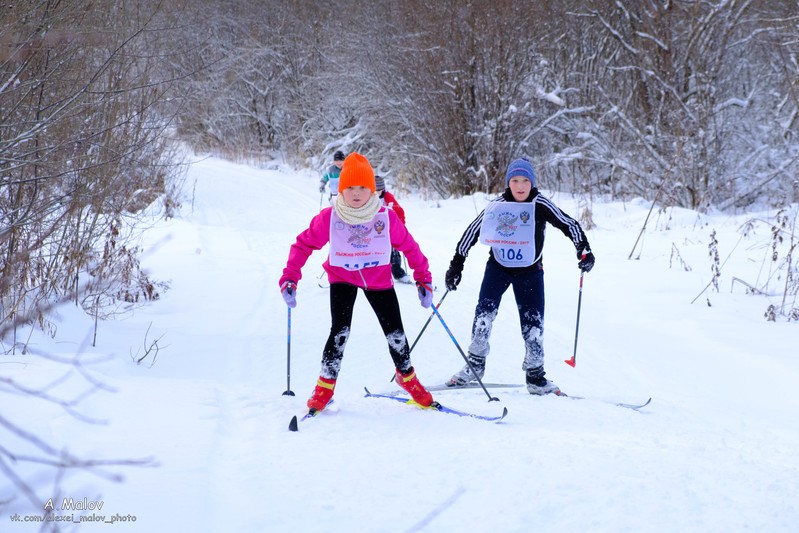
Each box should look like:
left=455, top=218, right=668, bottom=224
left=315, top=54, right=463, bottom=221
left=430, top=304, right=499, bottom=402
left=282, top=306, right=295, bottom=396
left=410, top=289, right=448, bottom=354
left=564, top=268, right=585, bottom=368
left=389, top=290, right=449, bottom=382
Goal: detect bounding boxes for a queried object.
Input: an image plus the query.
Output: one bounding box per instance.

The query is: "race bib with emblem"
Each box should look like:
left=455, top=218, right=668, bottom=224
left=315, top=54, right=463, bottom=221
left=479, top=202, right=537, bottom=267
left=329, top=209, right=391, bottom=270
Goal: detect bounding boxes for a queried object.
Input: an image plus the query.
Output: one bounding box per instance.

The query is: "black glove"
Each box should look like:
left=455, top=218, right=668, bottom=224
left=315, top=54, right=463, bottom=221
left=445, top=254, right=466, bottom=291
left=319, top=183, right=326, bottom=193
left=577, top=248, right=596, bottom=272
left=576, top=242, right=595, bottom=272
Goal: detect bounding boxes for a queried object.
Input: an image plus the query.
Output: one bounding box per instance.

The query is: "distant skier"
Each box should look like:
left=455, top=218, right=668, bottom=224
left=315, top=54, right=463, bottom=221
left=443, top=157, right=596, bottom=395
left=375, top=175, right=411, bottom=284
left=319, top=150, right=345, bottom=204
left=281, top=152, right=436, bottom=412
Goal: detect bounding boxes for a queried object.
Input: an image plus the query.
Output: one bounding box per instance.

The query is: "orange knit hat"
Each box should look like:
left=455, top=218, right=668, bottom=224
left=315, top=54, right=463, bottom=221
left=338, top=152, right=375, bottom=193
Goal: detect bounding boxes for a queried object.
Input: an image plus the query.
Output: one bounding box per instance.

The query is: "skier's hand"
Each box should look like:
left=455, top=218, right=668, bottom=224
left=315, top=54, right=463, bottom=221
left=576, top=241, right=595, bottom=273
left=445, top=267, right=461, bottom=291
left=445, top=254, right=465, bottom=291
left=280, top=281, right=297, bottom=308
left=578, top=251, right=595, bottom=273
left=319, top=184, right=326, bottom=193
left=416, top=282, right=433, bottom=308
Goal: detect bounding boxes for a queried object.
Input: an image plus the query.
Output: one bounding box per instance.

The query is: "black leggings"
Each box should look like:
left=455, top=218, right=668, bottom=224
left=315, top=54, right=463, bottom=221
left=319, top=283, right=411, bottom=379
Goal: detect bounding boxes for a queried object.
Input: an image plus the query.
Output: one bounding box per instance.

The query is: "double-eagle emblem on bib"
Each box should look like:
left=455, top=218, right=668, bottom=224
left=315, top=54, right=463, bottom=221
left=346, top=224, right=372, bottom=248
left=343, top=219, right=385, bottom=248
left=495, top=210, right=530, bottom=237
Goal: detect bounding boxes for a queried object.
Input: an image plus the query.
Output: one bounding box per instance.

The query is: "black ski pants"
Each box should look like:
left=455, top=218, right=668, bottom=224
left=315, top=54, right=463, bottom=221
left=319, top=283, right=412, bottom=379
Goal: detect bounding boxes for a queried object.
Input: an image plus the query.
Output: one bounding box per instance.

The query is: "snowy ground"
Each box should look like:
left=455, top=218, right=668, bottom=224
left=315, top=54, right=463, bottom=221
left=2, top=155, right=798, bottom=532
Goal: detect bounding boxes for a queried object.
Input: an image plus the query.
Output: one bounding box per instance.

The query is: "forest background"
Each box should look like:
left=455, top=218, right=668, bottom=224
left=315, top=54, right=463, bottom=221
left=7, top=0, right=798, bottom=336
left=4, top=0, right=799, bottom=326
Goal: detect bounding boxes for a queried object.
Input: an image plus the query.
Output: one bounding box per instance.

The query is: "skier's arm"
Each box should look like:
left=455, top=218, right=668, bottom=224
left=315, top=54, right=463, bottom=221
left=280, top=210, right=331, bottom=287
left=537, top=196, right=595, bottom=271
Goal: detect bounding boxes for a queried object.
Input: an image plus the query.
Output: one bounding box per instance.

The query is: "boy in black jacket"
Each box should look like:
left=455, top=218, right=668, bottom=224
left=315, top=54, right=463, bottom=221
left=444, top=157, right=596, bottom=394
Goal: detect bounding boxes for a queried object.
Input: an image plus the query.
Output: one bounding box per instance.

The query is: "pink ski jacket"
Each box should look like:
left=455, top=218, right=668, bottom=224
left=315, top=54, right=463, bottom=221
left=280, top=206, right=432, bottom=291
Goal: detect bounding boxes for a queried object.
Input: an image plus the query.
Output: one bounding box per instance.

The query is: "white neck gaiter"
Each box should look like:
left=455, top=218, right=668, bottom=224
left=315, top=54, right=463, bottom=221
left=334, top=193, right=381, bottom=225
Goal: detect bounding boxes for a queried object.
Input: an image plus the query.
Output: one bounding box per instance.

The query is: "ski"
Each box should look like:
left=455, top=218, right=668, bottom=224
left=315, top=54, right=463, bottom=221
left=555, top=391, right=652, bottom=411
left=428, top=382, right=523, bottom=392
left=394, top=383, right=651, bottom=411
left=288, top=400, right=334, bottom=432
left=317, top=270, right=329, bottom=289
left=616, top=398, right=651, bottom=410
left=364, top=387, right=507, bottom=422
left=386, top=383, right=522, bottom=395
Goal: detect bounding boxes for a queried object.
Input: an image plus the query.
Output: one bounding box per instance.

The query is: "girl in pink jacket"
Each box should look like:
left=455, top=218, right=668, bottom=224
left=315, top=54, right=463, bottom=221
left=279, top=153, right=435, bottom=413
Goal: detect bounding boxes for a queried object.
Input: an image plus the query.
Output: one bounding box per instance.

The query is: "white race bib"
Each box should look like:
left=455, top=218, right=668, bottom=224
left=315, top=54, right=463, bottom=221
left=479, top=202, right=537, bottom=267
left=329, top=209, right=392, bottom=270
